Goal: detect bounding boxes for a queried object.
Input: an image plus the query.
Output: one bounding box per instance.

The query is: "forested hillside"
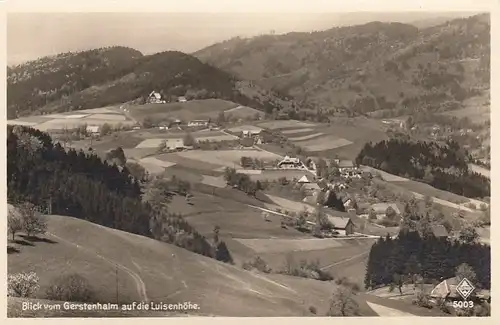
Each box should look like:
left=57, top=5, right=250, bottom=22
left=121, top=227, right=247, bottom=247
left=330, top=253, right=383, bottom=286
left=355, top=139, right=490, bottom=198
left=7, top=48, right=294, bottom=118
left=7, top=126, right=231, bottom=261
left=195, top=14, right=490, bottom=117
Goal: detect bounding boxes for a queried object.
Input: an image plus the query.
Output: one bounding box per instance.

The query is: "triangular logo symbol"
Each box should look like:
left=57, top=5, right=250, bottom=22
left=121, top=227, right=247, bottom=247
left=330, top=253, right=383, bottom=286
left=456, top=278, right=475, bottom=300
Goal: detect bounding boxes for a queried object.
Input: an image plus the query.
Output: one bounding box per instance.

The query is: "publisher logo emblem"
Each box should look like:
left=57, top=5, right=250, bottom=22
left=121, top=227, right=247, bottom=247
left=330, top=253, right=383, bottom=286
left=456, top=278, right=475, bottom=300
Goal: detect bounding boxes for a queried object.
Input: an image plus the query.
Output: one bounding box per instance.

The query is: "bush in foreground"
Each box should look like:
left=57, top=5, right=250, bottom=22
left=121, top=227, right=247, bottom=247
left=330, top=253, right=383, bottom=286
left=45, top=273, right=97, bottom=303
left=8, top=272, right=40, bottom=298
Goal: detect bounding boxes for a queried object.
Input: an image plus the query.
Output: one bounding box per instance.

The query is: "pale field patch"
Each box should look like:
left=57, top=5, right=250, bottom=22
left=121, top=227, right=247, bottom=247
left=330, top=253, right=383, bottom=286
left=289, top=133, right=324, bottom=141
left=7, top=120, right=38, bottom=126
left=258, top=120, right=316, bottom=130
left=227, top=125, right=264, bottom=133
left=196, top=134, right=238, bottom=142
left=178, top=150, right=282, bottom=168
left=139, top=156, right=177, bottom=168
left=281, top=128, right=315, bottom=134
left=234, top=238, right=343, bottom=254
left=79, top=107, right=120, bottom=114
left=365, top=302, right=416, bottom=317
left=87, top=113, right=127, bottom=121
left=301, top=138, right=353, bottom=152
left=235, top=169, right=263, bottom=175
left=135, top=138, right=164, bottom=149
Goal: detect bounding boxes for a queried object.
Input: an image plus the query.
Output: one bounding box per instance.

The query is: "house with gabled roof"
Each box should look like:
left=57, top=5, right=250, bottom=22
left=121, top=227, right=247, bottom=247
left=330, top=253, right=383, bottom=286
left=326, top=214, right=355, bottom=236
left=147, top=91, right=165, bottom=104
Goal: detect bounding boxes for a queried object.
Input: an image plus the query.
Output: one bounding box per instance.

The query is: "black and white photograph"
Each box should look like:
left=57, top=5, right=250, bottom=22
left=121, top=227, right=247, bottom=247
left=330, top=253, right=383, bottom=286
left=5, top=1, right=492, bottom=318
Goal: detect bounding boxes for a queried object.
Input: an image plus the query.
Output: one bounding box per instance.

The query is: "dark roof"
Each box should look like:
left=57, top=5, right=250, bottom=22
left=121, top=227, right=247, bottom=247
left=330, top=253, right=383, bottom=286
left=432, top=225, right=449, bottom=237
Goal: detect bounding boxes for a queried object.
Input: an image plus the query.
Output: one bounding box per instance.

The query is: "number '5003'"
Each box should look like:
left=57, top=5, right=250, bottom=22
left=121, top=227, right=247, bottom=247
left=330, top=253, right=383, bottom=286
left=453, top=301, right=474, bottom=309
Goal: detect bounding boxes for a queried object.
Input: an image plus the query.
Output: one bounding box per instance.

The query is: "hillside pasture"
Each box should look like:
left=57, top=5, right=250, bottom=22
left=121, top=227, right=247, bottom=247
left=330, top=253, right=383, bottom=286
left=135, top=138, right=165, bottom=149
left=8, top=214, right=350, bottom=317
left=264, top=194, right=315, bottom=213
left=227, top=125, right=264, bottom=133
left=248, top=169, right=315, bottom=182
left=281, top=128, right=315, bottom=135
left=157, top=153, right=223, bottom=172
left=223, top=105, right=264, bottom=118
left=257, top=120, right=317, bottom=130
left=235, top=238, right=345, bottom=254
left=288, top=133, right=325, bottom=141
left=295, top=136, right=353, bottom=152
left=128, top=99, right=238, bottom=122
left=176, top=149, right=282, bottom=169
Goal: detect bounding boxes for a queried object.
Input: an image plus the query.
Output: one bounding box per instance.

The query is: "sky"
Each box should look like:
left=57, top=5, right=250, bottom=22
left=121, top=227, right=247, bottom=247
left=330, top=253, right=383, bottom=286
left=7, top=12, right=479, bottom=66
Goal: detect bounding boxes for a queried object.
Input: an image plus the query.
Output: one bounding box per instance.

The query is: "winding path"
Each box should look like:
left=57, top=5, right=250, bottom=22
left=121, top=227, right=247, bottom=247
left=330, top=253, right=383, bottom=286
left=47, top=232, right=149, bottom=302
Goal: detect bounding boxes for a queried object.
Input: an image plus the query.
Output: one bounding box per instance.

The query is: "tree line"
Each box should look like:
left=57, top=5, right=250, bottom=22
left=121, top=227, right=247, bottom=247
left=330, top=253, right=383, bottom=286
left=355, top=139, right=490, bottom=198
left=364, top=230, right=491, bottom=291
left=7, top=126, right=231, bottom=263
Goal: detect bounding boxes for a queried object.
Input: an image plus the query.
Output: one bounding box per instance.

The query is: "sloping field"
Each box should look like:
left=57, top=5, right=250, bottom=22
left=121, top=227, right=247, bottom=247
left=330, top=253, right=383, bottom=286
left=258, top=120, right=317, bottom=130
left=289, top=133, right=325, bottom=141
left=136, top=138, right=165, bottom=149
left=8, top=213, right=359, bottom=317
left=264, top=194, right=315, bottom=213
left=87, top=113, right=127, bottom=121
left=195, top=134, right=238, bottom=142
left=7, top=120, right=39, bottom=126
left=235, top=238, right=344, bottom=254
left=281, top=128, right=315, bottom=135
left=157, top=153, right=223, bottom=172
left=177, top=150, right=282, bottom=168
left=139, top=157, right=177, bottom=168
left=128, top=99, right=238, bottom=122
left=299, top=137, right=353, bottom=152
left=361, top=166, right=410, bottom=182
left=123, top=148, right=158, bottom=160
left=45, top=114, right=90, bottom=119
left=224, top=105, right=263, bottom=118
left=79, top=107, right=121, bottom=114
left=227, top=125, right=264, bottom=133
left=249, top=170, right=315, bottom=181
left=9, top=115, right=53, bottom=123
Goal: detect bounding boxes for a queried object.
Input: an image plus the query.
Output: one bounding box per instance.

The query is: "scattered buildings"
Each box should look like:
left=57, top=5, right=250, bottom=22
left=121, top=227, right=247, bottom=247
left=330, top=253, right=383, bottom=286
left=147, top=91, right=166, bottom=104
left=86, top=125, right=100, bottom=135
left=277, top=156, right=307, bottom=170
left=430, top=277, right=490, bottom=303
left=188, top=120, right=210, bottom=127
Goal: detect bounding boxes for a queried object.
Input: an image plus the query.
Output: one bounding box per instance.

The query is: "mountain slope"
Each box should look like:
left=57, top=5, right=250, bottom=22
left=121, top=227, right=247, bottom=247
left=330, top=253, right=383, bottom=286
left=7, top=48, right=294, bottom=118
left=8, top=213, right=378, bottom=317
left=195, top=14, right=490, bottom=117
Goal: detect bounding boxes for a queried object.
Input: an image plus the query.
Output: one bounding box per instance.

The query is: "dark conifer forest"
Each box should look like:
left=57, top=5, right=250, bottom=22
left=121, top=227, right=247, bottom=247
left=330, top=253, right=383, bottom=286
left=7, top=126, right=218, bottom=259
left=364, top=231, right=491, bottom=290
left=355, top=139, right=490, bottom=198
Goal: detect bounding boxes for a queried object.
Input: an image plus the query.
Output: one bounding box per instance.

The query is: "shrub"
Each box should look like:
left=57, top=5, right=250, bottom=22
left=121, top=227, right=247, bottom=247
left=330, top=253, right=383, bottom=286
left=45, top=273, right=96, bottom=303
left=8, top=272, right=40, bottom=298
left=412, top=291, right=433, bottom=309
left=309, top=306, right=317, bottom=315
left=243, top=256, right=272, bottom=273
